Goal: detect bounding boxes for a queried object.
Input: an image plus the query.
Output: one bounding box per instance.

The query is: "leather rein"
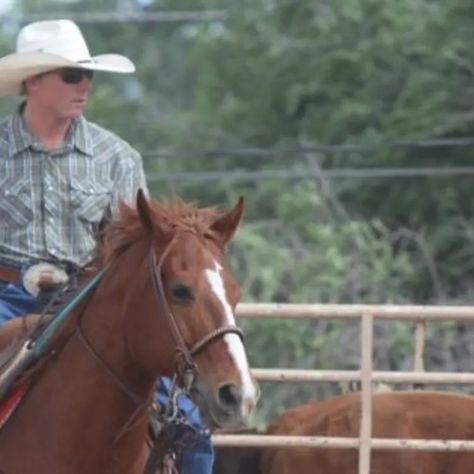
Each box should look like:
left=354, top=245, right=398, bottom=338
left=76, top=234, right=244, bottom=406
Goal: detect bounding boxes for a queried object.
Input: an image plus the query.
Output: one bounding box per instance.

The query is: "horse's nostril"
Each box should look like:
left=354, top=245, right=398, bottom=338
left=218, top=383, right=242, bottom=409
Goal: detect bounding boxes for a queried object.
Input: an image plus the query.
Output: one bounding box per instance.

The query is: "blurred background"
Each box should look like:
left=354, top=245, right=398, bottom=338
left=1, top=0, right=474, bottom=426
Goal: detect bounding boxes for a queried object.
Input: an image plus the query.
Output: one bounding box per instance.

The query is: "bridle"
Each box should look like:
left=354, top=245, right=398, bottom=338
left=149, top=234, right=243, bottom=390
left=76, top=232, right=244, bottom=406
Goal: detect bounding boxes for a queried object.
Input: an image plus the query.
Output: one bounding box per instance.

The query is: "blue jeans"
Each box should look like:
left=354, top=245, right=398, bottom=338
left=0, top=281, right=214, bottom=474
left=0, top=282, right=36, bottom=323
left=156, top=378, right=214, bottom=474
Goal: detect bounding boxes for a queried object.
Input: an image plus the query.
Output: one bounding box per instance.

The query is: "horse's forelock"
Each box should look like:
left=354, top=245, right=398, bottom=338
left=98, top=198, right=223, bottom=264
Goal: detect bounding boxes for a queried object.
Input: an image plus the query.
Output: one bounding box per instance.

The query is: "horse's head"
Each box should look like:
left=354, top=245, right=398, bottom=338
left=101, top=191, right=259, bottom=429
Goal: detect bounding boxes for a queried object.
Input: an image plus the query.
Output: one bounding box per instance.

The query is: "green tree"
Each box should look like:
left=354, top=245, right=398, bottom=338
left=3, top=0, right=474, bottom=421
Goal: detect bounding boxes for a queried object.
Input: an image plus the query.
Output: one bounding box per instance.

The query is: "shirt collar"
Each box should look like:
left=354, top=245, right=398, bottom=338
left=67, top=116, right=94, bottom=157
left=9, top=103, right=36, bottom=156
left=9, top=104, right=94, bottom=157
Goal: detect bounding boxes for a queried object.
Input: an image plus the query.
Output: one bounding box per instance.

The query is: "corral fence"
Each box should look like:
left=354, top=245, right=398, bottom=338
left=212, top=303, right=474, bottom=474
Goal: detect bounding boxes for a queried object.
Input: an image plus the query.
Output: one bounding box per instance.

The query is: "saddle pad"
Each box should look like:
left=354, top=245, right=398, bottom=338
left=0, top=381, right=28, bottom=430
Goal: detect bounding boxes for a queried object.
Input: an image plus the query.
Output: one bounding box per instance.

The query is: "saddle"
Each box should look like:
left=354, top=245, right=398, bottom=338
left=0, top=313, right=51, bottom=430
left=0, top=274, right=81, bottom=425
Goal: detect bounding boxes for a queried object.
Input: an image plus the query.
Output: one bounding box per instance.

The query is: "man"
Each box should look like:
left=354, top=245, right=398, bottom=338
left=0, top=19, right=213, bottom=474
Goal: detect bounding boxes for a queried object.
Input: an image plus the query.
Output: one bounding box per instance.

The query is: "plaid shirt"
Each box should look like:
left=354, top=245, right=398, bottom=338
left=0, top=108, right=148, bottom=268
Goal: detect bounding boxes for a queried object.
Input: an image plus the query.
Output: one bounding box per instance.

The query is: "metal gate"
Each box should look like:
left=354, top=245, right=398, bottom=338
left=213, top=303, right=474, bottom=474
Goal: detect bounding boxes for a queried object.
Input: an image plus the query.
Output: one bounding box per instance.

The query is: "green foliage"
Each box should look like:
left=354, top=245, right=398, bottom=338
left=186, top=0, right=474, bottom=305
left=2, top=0, right=474, bottom=422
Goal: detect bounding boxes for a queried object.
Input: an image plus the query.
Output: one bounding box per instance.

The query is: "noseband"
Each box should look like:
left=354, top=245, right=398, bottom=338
left=149, top=234, right=244, bottom=389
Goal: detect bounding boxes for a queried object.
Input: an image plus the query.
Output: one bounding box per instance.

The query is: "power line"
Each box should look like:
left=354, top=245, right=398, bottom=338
left=17, top=11, right=228, bottom=25
left=142, top=137, right=474, bottom=160
left=146, top=166, right=474, bottom=184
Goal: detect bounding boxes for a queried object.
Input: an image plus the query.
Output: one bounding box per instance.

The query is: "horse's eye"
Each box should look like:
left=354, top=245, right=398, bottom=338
left=170, top=283, right=194, bottom=302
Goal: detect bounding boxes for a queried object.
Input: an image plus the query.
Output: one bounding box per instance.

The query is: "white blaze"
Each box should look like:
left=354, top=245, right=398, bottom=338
left=205, top=261, right=257, bottom=408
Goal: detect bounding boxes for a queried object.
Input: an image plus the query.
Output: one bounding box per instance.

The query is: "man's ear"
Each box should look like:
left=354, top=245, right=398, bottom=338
left=24, top=74, right=42, bottom=93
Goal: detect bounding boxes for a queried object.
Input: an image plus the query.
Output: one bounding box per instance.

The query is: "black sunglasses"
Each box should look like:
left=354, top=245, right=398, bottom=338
left=58, top=68, right=94, bottom=84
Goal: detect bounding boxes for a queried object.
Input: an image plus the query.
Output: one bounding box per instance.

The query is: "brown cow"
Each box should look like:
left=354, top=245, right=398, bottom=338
left=214, top=429, right=262, bottom=474
left=261, top=391, right=474, bottom=474
left=215, top=391, right=474, bottom=474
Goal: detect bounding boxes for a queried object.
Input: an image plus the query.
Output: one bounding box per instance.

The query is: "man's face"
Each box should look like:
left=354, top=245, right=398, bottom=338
left=25, top=68, right=94, bottom=120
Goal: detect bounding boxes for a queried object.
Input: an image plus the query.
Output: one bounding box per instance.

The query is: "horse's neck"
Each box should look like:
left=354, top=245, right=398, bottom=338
left=79, top=287, right=155, bottom=396
left=56, top=277, right=156, bottom=447
left=50, top=329, right=154, bottom=439
left=0, top=282, right=156, bottom=474
left=0, top=325, right=153, bottom=473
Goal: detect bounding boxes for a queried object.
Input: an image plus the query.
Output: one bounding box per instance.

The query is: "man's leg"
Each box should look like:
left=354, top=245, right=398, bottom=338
left=178, top=415, right=214, bottom=474
left=0, top=283, right=36, bottom=323
left=156, top=378, right=215, bottom=474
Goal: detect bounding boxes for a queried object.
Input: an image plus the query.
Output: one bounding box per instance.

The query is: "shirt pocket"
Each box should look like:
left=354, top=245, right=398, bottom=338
left=69, top=178, right=112, bottom=224
left=0, top=175, right=33, bottom=226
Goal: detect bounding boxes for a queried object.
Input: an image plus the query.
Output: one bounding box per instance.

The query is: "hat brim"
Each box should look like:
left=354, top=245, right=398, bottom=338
left=0, top=51, right=136, bottom=96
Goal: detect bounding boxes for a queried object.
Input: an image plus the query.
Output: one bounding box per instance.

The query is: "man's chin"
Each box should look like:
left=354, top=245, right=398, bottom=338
left=62, top=110, right=83, bottom=121
left=67, top=103, right=87, bottom=117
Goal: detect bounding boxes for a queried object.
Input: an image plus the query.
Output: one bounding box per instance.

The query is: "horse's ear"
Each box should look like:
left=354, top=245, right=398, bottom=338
left=210, top=197, right=244, bottom=246
left=136, top=189, right=154, bottom=232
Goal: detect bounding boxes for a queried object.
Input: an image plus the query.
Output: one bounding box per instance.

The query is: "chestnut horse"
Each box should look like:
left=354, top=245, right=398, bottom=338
left=0, top=190, right=259, bottom=474
left=214, top=391, right=474, bottom=474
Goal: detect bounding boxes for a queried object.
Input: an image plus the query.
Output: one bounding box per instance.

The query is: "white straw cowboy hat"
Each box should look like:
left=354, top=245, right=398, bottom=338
left=0, top=19, right=136, bottom=96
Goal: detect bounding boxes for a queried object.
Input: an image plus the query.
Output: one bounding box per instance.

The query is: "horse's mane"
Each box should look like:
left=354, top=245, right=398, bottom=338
left=98, top=197, right=222, bottom=264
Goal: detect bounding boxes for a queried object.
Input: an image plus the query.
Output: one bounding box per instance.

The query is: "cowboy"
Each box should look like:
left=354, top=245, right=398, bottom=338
left=0, top=19, right=214, bottom=474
